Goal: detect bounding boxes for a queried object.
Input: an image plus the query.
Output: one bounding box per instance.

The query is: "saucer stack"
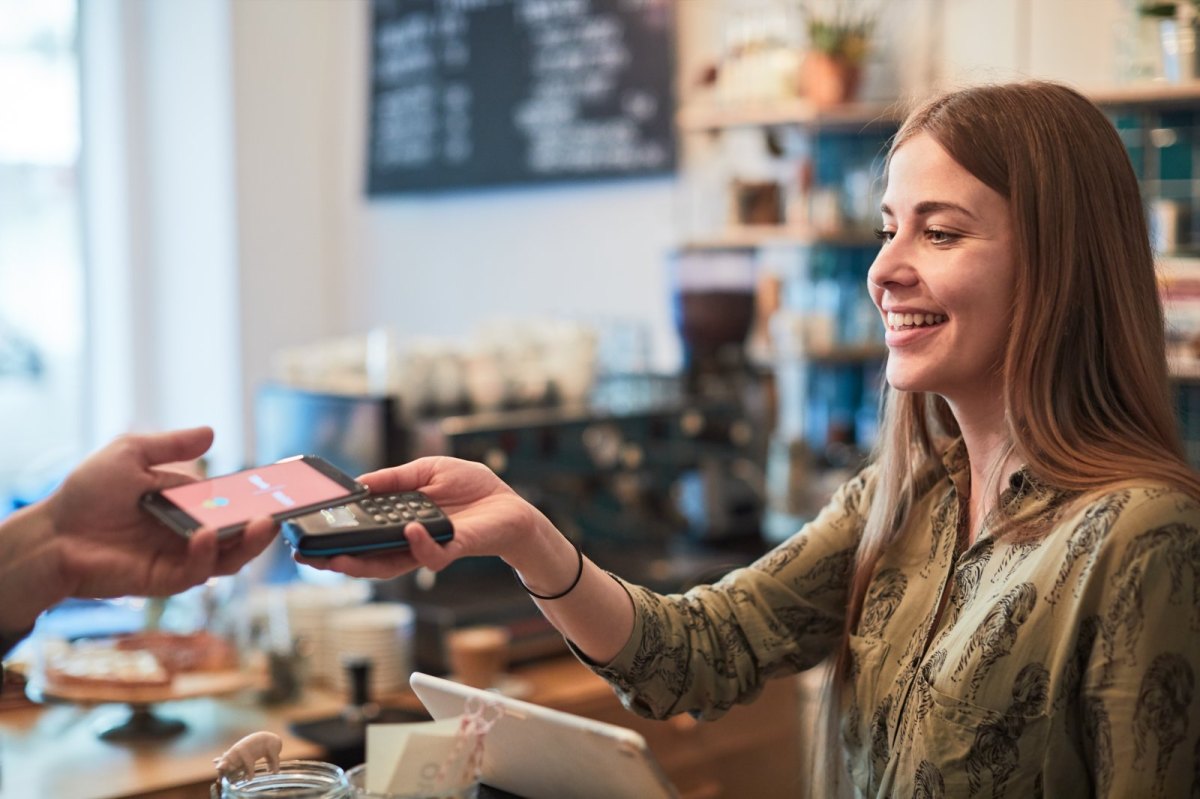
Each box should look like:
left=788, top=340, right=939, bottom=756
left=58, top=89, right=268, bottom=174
left=283, top=581, right=371, bottom=685
left=326, top=602, right=415, bottom=697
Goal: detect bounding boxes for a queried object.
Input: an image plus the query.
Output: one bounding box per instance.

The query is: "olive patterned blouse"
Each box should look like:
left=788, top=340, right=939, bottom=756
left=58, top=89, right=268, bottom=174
left=581, top=439, right=1200, bottom=798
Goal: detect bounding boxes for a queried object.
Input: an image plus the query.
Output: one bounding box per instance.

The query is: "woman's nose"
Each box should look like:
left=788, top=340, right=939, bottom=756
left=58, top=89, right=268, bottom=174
left=866, top=238, right=917, bottom=291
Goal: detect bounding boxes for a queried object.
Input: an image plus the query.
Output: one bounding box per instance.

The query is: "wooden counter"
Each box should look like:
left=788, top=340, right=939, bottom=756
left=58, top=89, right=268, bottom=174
left=0, top=658, right=805, bottom=799
left=0, top=685, right=344, bottom=799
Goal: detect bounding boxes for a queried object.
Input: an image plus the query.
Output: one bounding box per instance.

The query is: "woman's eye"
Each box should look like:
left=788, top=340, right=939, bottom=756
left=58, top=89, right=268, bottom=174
left=926, top=229, right=959, bottom=245
left=873, top=228, right=894, bottom=243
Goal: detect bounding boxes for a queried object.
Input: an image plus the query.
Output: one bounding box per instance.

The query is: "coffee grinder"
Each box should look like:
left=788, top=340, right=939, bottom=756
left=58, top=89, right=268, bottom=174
left=667, top=247, right=767, bottom=542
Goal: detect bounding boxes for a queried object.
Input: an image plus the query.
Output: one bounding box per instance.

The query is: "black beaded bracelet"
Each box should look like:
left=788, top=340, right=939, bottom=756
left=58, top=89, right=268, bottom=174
left=512, top=539, right=584, bottom=600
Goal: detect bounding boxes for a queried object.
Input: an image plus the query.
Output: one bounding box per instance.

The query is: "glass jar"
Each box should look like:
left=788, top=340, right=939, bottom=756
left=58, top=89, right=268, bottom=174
left=344, top=764, right=477, bottom=799
left=213, top=760, right=352, bottom=798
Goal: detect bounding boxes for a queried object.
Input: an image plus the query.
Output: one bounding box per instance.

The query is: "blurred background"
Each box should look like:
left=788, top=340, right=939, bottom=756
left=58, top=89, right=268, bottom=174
left=10, top=1, right=1200, bottom=795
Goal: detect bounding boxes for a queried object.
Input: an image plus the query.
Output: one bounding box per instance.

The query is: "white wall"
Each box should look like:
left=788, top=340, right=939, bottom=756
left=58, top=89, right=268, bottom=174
left=142, top=0, right=242, bottom=468
left=328, top=1, right=681, bottom=371
left=938, top=0, right=1130, bottom=89
left=229, top=0, right=349, bottom=462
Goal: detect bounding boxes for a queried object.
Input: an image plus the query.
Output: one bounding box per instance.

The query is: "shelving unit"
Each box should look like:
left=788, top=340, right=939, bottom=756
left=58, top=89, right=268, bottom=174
left=1087, top=85, right=1200, bottom=467
left=669, top=22, right=898, bottom=545
left=1090, top=88, right=1200, bottom=386
left=674, top=97, right=898, bottom=250
left=676, top=98, right=904, bottom=133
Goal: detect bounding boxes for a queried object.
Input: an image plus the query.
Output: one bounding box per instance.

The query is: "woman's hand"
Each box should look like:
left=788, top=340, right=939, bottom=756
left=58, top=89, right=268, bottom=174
left=294, top=456, right=554, bottom=579
left=299, top=456, right=636, bottom=666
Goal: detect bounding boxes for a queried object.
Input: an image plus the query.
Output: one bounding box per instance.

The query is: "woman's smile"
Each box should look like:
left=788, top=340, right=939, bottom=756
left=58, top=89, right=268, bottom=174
left=886, top=311, right=948, bottom=329
left=883, top=309, right=948, bottom=346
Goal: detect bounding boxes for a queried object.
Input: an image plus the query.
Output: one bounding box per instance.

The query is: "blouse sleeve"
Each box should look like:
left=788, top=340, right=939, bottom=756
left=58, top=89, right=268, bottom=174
left=576, top=466, right=874, bottom=721
left=1076, top=489, right=1200, bottom=799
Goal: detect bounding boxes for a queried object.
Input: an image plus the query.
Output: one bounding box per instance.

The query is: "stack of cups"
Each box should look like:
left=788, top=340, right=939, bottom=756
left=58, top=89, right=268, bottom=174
left=282, top=581, right=371, bottom=685
left=327, top=603, right=416, bottom=697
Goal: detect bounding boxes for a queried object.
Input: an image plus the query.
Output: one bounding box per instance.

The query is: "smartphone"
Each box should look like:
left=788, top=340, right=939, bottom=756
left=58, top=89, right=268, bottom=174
left=282, top=490, right=454, bottom=557
left=141, top=455, right=369, bottom=539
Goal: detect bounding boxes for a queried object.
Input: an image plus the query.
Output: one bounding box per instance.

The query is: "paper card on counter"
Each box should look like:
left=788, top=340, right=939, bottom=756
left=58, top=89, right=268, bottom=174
left=366, top=717, right=469, bottom=795
left=387, top=728, right=477, bottom=796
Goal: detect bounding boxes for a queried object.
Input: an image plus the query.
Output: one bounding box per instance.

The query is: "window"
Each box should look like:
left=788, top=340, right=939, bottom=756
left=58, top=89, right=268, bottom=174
left=0, top=0, right=84, bottom=510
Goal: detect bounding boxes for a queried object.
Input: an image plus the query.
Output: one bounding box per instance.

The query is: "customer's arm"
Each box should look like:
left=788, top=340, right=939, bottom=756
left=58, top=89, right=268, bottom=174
left=0, top=427, right=277, bottom=649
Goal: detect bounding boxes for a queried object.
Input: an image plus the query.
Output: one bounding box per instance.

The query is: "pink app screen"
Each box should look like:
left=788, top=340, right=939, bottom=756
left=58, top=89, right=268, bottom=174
left=161, top=460, right=350, bottom=528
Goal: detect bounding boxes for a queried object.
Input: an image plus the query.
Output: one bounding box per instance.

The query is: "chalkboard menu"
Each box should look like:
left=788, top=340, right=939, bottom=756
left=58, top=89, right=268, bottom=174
left=366, top=0, right=676, bottom=194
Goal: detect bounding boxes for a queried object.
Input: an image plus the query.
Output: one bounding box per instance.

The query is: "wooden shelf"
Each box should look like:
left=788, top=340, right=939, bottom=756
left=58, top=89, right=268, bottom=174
left=678, top=83, right=1200, bottom=134
left=677, top=82, right=1200, bottom=136
left=1169, top=352, right=1200, bottom=381
left=677, top=98, right=904, bottom=133
left=680, top=224, right=879, bottom=250
left=1088, top=81, right=1200, bottom=107
left=1166, top=347, right=1200, bottom=379
left=1158, top=254, right=1200, bottom=276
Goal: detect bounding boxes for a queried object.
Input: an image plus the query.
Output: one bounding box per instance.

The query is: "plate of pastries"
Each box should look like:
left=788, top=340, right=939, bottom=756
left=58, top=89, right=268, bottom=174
left=32, top=630, right=251, bottom=704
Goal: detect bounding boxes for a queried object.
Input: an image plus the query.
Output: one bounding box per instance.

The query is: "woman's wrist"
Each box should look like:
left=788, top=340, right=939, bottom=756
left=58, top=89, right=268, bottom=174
left=501, top=514, right=582, bottom=598
left=512, top=539, right=583, bottom=600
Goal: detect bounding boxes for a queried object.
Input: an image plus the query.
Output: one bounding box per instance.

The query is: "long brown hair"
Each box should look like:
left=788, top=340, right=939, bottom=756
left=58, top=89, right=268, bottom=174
left=824, top=80, right=1200, bottom=785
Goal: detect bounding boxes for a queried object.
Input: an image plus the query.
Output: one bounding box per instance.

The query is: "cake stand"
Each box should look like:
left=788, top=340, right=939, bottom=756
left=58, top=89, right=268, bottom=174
left=26, top=669, right=257, bottom=741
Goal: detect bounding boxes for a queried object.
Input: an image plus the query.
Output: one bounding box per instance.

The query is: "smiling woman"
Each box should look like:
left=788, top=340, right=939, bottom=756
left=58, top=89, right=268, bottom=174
left=829, top=80, right=1200, bottom=797
left=297, top=81, right=1200, bottom=799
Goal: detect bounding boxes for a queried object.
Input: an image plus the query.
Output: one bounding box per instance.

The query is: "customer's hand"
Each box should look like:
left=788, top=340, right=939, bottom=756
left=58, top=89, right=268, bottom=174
left=45, top=426, right=278, bottom=600
left=295, top=456, right=554, bottom=579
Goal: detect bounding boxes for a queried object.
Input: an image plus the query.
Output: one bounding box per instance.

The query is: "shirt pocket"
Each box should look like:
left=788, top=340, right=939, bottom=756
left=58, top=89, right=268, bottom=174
left=841, top=634, right=892, bottom=790
left=914, top=677, right=1050, bottom=798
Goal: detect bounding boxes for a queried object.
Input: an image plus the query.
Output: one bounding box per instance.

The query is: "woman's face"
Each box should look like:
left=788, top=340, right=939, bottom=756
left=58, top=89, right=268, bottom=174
left=867, top=133, right=1016, bottom=411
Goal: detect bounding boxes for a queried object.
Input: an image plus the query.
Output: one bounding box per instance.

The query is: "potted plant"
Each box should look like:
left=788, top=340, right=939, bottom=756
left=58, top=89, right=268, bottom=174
left=797, top=0, right=877, bottom=107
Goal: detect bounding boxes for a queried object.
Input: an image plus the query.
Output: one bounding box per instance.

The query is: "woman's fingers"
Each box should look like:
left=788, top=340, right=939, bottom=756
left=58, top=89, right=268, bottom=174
left=404, top=522, right=465, bottom=571
left=357, top=458, right=440, bottom=496
left=294, top=549, right=419, bottom=579
left=292, top=520, right=464, bottom=578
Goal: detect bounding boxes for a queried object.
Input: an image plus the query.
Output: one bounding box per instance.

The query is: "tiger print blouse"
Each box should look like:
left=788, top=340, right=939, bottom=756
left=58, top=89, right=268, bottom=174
left=580, top=439, right=1200, bottom=797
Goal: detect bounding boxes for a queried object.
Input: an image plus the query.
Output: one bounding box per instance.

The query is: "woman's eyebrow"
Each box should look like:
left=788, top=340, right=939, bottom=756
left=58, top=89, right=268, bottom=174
left=879, top=200, right=978, bottom=220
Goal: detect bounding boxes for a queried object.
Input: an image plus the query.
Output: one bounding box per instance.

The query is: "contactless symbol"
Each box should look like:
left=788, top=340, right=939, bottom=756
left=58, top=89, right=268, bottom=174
left=202, top=497, right=231, bottom=508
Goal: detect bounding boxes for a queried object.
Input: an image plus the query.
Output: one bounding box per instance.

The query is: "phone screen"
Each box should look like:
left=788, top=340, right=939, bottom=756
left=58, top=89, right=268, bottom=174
left=159, top=459, right=354, bottom=529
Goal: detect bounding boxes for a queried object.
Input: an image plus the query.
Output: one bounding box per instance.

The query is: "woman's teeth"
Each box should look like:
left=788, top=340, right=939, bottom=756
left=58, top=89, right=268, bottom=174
left=887, top=312, right=947, bottom=330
